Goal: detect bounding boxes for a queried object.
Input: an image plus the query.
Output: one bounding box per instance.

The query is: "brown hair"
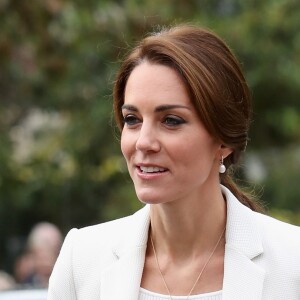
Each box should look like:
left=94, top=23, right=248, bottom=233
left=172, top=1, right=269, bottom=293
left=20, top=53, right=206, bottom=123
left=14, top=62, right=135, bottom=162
left=113, top=25, right=262, bottom=212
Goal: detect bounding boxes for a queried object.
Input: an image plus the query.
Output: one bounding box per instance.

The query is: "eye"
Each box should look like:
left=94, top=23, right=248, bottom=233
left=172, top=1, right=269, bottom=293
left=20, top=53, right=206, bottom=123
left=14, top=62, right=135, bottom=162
left=123, top=114, right=140, bottom=126
left=163, top=115, right=186, bottom=127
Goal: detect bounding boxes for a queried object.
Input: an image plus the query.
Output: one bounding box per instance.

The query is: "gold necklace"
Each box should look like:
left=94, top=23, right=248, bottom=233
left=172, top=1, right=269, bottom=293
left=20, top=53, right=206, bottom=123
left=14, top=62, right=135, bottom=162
left=150, top=227, right=225, bottom=300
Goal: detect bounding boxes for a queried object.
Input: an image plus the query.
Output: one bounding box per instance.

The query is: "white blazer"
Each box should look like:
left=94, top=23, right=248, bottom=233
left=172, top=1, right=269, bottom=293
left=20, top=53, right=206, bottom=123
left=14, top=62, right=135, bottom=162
left=48, top=186, right=300, bottom=300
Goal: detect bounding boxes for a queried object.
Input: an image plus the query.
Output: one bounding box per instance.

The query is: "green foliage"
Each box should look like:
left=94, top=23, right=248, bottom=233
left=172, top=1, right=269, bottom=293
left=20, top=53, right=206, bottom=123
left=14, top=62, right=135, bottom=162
left=0, top=0, right=299, bottom=272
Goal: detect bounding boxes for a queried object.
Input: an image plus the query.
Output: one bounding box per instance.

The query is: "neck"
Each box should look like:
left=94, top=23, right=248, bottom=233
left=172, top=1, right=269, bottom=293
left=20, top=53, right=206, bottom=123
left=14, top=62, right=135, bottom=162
left=149, top=184, right=226, bottom=260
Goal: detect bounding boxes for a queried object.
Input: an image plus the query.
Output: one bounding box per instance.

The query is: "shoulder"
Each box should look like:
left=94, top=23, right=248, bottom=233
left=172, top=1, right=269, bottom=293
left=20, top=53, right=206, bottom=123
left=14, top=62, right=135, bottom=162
left=254, top=211, right=300, bottom=248
left=73, top=213, right=134, bottom=246
left=48, top=205, right=150, bottom=298
left=64, top=206, right=149, bottom=255
left=69, top=204, right=149, bottom=251
left=223, top=184, right=300, bottom=269
left=223, top=184, right=300, bottom=248
left=252, top=211, right=300, bottom=279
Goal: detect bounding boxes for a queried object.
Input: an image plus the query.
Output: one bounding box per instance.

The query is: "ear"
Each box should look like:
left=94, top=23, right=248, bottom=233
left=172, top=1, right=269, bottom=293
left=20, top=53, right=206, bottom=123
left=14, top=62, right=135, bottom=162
left=219, top=144, right=233, bottom=160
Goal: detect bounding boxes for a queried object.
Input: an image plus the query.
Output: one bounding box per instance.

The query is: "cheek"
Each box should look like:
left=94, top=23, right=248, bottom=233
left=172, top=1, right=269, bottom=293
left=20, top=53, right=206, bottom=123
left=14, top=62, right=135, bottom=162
left=173, top=137, right=219, bottom=168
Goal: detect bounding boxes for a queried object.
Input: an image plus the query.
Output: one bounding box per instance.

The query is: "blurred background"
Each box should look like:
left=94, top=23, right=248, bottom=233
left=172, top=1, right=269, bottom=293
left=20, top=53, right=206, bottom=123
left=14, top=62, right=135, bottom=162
left=0, top=0, right=299, bottom=290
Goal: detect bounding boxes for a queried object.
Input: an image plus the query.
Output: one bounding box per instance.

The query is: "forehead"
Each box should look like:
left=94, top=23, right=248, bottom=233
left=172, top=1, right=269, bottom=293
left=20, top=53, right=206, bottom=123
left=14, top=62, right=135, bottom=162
left=124, top=62, right=192, bottom=108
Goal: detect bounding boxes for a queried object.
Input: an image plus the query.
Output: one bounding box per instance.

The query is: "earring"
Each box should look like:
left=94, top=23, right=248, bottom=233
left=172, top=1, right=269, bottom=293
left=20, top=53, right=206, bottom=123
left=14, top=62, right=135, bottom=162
left=219, top=156, right=226, bottom=174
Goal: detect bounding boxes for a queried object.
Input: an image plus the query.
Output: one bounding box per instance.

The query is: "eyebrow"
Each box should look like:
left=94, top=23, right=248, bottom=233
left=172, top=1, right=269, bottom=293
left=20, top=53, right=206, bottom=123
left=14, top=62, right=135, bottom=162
left=121, top=104, right=191, bottom=112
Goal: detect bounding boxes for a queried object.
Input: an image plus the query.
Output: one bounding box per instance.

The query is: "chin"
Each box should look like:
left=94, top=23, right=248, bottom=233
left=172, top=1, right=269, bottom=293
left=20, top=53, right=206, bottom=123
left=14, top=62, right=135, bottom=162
left=136, top=190, right=166, bottom=205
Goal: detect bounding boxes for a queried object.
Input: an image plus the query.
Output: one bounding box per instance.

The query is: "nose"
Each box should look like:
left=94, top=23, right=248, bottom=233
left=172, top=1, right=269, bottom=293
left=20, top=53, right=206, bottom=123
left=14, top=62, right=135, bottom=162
left=135, top=123, right=161, bottom=153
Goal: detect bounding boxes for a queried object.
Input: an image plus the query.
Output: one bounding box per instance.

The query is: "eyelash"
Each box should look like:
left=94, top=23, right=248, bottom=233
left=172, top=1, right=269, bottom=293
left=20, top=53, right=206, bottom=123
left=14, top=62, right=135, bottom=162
left=123, top=115, right=140, bottom=126
left=122, top=114, right=186, bottom=127
left=163, top=115, right=186, bottom=126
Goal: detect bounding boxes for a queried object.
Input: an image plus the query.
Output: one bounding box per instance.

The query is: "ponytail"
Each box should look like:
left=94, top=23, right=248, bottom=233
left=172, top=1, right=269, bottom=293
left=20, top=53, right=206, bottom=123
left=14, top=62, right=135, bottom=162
left=220, top=173, right=264, bottom=213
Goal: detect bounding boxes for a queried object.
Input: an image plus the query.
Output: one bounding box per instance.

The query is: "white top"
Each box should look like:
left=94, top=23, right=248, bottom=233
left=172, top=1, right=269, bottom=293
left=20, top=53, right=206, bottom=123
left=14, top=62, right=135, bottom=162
left=139, top=288, right=222, bottom=300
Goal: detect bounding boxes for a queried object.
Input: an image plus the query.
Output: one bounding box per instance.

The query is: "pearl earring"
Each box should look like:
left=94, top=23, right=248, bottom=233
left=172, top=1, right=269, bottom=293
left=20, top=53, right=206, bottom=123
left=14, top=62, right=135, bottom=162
left=219, top=156, right=226, bottom=174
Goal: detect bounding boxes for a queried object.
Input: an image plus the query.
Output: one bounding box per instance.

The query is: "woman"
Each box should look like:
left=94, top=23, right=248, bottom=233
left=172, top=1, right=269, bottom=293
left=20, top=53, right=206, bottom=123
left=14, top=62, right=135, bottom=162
left=48, top=25, right=300, bottom=300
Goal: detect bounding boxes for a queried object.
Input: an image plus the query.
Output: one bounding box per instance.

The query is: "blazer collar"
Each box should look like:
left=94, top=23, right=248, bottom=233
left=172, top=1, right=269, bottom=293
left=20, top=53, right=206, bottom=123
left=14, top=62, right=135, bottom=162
left=221, top=185, right=265, bottom=300
left=112, top=205, right=150, bottom=258
left=100, top=205, right=150, bottom=300
left=101, top=186, right=265, bottom=300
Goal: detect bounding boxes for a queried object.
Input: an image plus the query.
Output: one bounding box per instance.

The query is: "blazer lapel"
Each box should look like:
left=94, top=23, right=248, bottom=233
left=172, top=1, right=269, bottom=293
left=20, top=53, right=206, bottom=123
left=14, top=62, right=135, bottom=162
left=221, top=186, right=265, bottom=300
left=100, top=205, right=150, bottom=300
left=100, top=187, right=266, bottom=300
left=223, top=245, right=265, bottom=300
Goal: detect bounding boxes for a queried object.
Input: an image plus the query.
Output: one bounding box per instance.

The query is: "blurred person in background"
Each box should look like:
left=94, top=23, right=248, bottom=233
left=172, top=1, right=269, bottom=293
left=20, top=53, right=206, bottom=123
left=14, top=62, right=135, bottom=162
left=14, top=222, right=62, bottom=288
left=0, top=271, right=16, bottom=291
left=48, top=24, right=300, bottom=300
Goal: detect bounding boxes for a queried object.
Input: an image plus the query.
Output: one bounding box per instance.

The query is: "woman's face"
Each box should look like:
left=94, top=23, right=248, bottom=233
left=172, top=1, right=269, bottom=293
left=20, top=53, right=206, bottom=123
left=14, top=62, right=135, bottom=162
left=121, top=62, right=222, bottom=205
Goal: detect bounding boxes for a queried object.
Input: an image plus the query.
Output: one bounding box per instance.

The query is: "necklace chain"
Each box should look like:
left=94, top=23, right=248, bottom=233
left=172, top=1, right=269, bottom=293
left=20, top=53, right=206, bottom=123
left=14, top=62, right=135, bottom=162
left=150, top=227, right=225, bottom=300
